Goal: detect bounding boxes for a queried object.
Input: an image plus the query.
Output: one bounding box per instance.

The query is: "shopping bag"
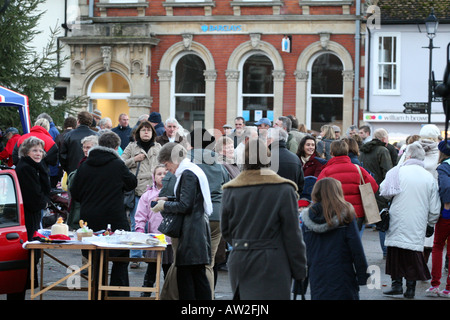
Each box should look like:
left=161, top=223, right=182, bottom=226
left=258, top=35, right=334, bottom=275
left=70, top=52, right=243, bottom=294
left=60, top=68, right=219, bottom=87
left=355, top=165, right=381, bottom=225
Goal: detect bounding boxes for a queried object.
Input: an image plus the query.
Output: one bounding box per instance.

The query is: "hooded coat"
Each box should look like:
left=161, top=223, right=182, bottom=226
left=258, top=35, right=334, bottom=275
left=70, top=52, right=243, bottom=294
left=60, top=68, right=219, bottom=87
left=359, top=139, right=393, bottom=210
left=301, top=202, right=369, bottom=300
left=70, top=146, right=137, bottom=232
left=221, top=169, right=307, bottom=300
left=380, top=163, right=441, bottom=252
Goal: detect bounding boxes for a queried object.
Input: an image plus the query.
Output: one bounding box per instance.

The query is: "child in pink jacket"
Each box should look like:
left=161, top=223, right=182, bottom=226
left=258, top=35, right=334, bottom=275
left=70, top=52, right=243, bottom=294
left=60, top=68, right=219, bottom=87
left=135, top=164, right=173, bottom=296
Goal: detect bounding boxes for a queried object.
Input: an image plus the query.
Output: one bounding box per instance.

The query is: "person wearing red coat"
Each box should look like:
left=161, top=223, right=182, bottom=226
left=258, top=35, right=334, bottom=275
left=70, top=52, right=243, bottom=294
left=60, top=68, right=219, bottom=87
left=0, top=127, right=21, bottom=167
left=317, top=139, right=378, bottom=231
left=12, top=123, right=58, bottom=168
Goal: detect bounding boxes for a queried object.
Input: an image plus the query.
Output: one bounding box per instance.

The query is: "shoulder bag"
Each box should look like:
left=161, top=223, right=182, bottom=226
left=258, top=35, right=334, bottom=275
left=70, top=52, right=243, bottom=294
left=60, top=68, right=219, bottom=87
left=376, top=199, right=391, bottom=232
left=355, top=164, right=381, bottom=225
left=124, top=161, right=141, bottom=210
left=158, top=211, right=184, bottom=238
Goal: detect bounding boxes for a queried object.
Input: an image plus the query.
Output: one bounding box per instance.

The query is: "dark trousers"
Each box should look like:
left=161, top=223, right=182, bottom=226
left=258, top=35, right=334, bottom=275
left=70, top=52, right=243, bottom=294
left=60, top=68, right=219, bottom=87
left=177, top=264, right=211, bottom=300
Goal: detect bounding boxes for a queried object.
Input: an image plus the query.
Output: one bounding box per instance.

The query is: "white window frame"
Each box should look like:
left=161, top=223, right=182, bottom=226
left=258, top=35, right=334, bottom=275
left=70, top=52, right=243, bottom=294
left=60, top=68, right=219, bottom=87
left=237, top=52, right=275, bottom=118
left=374, top=32, right=401, bottom=95
left=170, top=52, right=206, bottom=120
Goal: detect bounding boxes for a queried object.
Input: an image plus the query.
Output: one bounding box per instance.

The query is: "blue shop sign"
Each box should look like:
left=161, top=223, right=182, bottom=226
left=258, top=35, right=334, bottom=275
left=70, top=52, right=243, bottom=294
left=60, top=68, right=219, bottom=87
left=201, top=25, right=242, bottom=32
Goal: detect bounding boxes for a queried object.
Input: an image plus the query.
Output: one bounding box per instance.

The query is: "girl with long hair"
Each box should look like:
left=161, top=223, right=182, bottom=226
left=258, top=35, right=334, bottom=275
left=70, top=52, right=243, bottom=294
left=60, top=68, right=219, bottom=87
left=301, top=177, right=369, bottom=300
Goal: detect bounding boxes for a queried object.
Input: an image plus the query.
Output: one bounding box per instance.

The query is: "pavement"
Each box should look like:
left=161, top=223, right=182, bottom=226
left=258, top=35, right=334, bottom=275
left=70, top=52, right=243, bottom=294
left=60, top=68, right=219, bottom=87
left=1, top=226, right=449, bottom=301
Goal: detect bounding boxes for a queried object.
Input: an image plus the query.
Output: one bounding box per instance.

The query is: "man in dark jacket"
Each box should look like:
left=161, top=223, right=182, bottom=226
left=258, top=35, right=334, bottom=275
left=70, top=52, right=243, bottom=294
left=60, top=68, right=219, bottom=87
left=268, top=127, right=304, bottom=194
left=155, top=117, right=188, bottom=148
left=59, top=111, right=98, bottom=174
left=148, top=112, right=165, bottom=137
left=359, top=128, right=393, bottom=211
left=112, top=113, right=132, bottom=150
left=70, top=131, right=137, bottom=296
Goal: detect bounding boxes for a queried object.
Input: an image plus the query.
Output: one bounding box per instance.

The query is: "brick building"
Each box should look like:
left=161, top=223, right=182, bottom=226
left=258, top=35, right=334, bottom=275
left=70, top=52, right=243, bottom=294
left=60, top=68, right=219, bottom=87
left=63, top=0, right=365, bottom=133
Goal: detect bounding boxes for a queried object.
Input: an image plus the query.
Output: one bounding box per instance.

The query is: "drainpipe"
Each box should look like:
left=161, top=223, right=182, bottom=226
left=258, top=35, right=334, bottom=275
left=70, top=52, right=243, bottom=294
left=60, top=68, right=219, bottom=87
left=353, top=0, right=361, bottom=126
left=89, top=0, right=94, bottom=17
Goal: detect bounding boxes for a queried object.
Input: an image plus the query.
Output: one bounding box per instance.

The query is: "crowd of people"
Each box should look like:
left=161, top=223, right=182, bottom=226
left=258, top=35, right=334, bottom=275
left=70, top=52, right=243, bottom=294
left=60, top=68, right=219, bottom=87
left=0, top=110, right=449, bottom=301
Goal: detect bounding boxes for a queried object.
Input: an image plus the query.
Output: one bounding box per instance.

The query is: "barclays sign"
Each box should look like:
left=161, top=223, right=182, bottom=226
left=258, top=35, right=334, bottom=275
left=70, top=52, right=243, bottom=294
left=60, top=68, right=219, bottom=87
left=201, top=25, right=242, bottom=32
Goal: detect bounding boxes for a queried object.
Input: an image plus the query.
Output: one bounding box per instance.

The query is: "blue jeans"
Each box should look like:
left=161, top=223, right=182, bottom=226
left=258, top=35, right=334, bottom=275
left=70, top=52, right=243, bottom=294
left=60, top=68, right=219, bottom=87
left=379, top=231, right=386, bottom=257
left=129, top=195, right=142, bottom=259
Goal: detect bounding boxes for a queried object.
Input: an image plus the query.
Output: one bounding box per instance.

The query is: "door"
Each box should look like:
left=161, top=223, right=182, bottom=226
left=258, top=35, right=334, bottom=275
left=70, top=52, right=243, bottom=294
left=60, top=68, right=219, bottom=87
left=0, top=170, right=28, bottom=295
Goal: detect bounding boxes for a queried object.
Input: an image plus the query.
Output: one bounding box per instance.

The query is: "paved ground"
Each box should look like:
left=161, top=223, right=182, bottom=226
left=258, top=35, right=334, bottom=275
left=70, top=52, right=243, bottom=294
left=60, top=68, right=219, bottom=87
left=1, top=226, right=448, bottom=301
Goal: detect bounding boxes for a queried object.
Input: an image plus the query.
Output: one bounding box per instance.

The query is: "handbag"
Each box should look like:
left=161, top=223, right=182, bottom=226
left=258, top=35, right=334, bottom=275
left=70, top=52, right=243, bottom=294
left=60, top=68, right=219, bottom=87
left=158, top=212, right=184, bottom=238
left=376, top=198, right=392, bottom=232
left=376, top=207, right=390, bottom=232
left=124, top=161, right=141, bottom=210
left=355, top=165, right=381, bottom=225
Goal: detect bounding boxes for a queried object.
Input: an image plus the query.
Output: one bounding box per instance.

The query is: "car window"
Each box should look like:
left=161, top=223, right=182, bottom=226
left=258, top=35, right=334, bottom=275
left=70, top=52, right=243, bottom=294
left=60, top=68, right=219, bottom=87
left=0, top=174, right=19, bottom=227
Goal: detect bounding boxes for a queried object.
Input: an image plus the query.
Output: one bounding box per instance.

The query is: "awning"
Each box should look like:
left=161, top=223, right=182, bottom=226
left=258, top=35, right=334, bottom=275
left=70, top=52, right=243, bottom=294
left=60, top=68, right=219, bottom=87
left=0, top=85, right=31, bottom=133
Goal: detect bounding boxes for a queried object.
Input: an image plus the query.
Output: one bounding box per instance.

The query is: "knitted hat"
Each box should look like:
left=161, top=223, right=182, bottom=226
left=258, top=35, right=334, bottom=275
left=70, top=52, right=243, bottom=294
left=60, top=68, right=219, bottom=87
left=92, top=109, right=102, bottom=118
left=5, top=127, right=19, bottom=135
left=438, top=140, right=450, bottom=156
left=419, top=124, right=440, bottom=139
left=148, top=112, right=162, bottom=124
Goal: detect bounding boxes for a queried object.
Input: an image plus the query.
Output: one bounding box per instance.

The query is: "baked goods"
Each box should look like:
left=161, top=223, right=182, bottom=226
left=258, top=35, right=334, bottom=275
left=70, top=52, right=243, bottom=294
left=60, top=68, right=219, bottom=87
left=77, top=220, right=93, bottom=241
left=51, top=217, right=69, bottom=236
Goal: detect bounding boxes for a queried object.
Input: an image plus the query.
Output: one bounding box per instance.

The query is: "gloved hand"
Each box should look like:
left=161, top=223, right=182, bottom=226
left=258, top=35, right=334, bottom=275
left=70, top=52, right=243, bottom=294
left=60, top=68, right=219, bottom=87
left=151, top=200, right=166, bottom=212
left=426, top=225, right=434, bottom=237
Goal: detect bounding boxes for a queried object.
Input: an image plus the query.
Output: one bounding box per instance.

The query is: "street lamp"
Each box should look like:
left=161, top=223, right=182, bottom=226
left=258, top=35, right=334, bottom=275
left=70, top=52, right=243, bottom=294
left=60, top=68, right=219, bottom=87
left=425, top=8, right=439, bottom=124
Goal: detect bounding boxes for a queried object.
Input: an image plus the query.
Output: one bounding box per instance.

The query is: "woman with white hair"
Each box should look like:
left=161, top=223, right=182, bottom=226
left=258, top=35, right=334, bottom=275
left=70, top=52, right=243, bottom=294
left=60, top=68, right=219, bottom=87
left=15, top=136, right=50, bottom=240
left=380, top=141, right=441, bottom=299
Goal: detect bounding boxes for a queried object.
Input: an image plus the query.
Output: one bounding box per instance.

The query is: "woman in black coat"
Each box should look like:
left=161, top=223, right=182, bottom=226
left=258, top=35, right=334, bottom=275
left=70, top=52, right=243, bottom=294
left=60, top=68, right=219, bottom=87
left=15, top=136, right=51, bottom=241
left=70, top=132, right=137, bottom=232
left=70, top=131, right=137, bottom=297
left=152, top=142, right=212, bottom=300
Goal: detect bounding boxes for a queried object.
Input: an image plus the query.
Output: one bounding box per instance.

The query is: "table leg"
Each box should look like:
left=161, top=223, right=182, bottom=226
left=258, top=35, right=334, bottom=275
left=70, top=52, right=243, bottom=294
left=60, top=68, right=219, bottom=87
left=87, top=249, right=92, bottom=300
left=155, top=251, right=161, bottom=300
left=39, top=249, right=43, bottom=300
left=97, top=249, right=104, bottom=300
left=30, top=249, right=35, bottom=300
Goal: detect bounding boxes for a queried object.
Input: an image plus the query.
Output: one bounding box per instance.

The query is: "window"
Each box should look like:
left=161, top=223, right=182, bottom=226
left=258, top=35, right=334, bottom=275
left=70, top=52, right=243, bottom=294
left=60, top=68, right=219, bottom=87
left=173, top=54, right=206, bottom=131
left=241, top=54, right=274, bottom=124
left=310, top=53, right=343, bottom=132
left=0, top=175, right=19, bottom=227
left=375, top=33, right=400, bottom=94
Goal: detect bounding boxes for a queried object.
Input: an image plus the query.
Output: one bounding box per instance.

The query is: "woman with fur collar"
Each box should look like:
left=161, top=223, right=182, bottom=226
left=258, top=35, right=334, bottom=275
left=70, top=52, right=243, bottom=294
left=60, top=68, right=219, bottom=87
left=301, top=177, right=369, bottom=300
left=221, top=138, right=307, bottom=300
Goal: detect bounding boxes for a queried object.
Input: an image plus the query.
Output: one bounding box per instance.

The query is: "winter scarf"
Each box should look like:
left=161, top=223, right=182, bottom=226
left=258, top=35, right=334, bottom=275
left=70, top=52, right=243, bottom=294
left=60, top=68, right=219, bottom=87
left=174, top=158, right=213, bottom=216
left=379, top=158, right=425, bottom=198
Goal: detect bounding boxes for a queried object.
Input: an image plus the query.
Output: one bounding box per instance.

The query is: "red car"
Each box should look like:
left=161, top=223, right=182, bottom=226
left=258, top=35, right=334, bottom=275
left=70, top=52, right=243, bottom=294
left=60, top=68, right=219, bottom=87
left=0, top=166, right=29, bottom=299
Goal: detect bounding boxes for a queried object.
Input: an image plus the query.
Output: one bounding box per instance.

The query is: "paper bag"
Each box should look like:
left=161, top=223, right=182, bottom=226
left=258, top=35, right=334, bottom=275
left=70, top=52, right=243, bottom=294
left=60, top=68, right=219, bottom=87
left=355, top=165, right=381, bottom=225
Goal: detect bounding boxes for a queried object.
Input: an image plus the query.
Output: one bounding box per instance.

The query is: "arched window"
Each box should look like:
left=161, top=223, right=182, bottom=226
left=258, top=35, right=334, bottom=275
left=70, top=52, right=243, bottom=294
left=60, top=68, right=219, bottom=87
left=310, top=53, right=343, bottom=132
left=240, top=54, right=274, bottom=124
left=173, top=54, right=206, bottom=131
left=88, top=71, right=130, bottom=126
